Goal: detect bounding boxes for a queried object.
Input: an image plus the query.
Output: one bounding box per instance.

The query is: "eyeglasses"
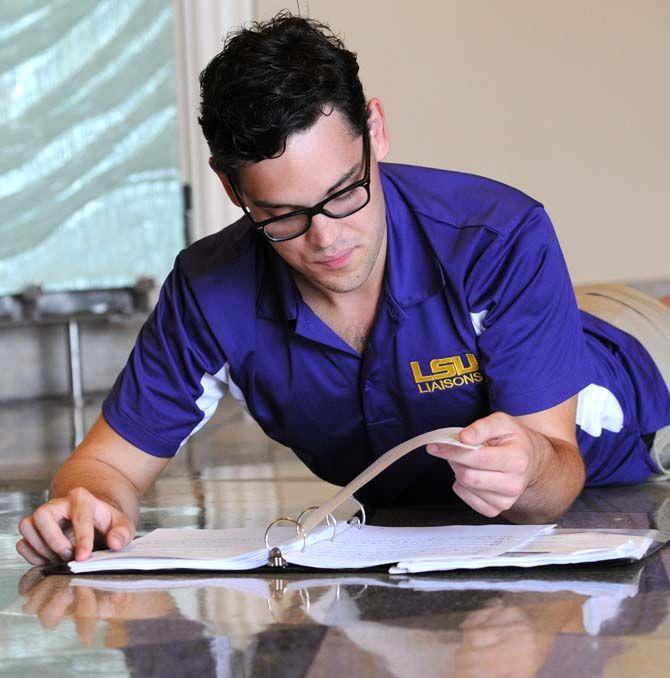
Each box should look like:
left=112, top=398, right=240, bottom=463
left=227, top=133, right=371, bottom=242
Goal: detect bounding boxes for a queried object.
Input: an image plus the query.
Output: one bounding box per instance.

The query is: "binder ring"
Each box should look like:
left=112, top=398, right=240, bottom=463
left=299, top=587, right=311, bottom=613
left=346, top=498, right=366, bottom=528
left=298, top=506, right=337, bottom=542
left=349, top=583, right=369, bottom=600
left=264, top=517, right=307, bottom=552
left=335, top=582, right=368, bottom=601
left=265, top=580, right=311, bottom=622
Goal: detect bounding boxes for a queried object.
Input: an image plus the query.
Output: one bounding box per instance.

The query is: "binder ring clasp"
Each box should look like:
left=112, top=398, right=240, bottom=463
left=264, top=517, right=307, bottom=552
left=346, top=498, right=366, bottom=528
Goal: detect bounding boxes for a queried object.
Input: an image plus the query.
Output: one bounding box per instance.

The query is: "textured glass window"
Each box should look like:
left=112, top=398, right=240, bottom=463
left=0, top=0, right=185, bottom=295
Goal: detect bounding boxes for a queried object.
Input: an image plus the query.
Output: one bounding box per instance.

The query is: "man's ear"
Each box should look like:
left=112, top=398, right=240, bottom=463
left=366, top=98, right=390, bottom=162
left=208, top=157, right=241, bottom=207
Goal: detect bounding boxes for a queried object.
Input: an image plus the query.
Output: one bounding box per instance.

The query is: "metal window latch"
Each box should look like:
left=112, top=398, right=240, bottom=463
left=268, top=546, right=287, bottom=568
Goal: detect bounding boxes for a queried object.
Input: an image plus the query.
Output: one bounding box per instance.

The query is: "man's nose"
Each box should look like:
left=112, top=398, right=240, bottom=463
left=306, top=213, right=341, bottom=249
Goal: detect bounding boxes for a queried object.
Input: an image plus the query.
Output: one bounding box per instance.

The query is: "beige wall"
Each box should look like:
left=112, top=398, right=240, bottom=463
left=255, top=1, right=669, bottom=284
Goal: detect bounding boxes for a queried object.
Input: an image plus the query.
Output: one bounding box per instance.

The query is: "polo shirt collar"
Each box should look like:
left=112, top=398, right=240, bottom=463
left=380, top=164, right=446, bottom=308
left=257, top=242, right=299, bottom=321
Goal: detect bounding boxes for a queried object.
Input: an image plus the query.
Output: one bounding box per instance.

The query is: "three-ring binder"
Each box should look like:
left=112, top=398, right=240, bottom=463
left=263, top=427, right=478, bottom=567
left=264, top=497, right=366, bottom=567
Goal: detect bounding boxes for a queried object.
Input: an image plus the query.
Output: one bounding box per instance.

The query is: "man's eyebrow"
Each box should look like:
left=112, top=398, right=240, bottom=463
left=251, top=162, right=359, bottom=210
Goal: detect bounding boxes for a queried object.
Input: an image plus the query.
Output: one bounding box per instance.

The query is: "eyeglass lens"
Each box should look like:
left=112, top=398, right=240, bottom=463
left=264, top=184, right=369, bottom=240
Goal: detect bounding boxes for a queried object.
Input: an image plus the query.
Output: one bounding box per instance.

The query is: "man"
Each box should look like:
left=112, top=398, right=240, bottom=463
left=17, top=14, right=670, bottom=566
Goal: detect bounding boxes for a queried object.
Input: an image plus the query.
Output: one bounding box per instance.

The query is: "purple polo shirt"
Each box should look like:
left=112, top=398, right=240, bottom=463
left=102, top=163, right=670, bottom=504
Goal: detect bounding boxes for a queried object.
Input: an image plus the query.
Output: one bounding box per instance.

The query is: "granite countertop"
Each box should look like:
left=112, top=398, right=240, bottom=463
left=2, top=398, right=670, bottom=677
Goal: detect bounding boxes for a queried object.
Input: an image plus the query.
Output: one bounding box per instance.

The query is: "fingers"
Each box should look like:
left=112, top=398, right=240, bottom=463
left=70, top=497, right=95, bottom=561
left=21, top=576, right=74, bottom=630
left=450, top=462, right=525, bottom=498
left=17, top=487, right=134, bottom=567
left=428, top=412, right=541, bottom=519
left=427, top=443, right=528, bottom=474
left=17, top=497, right=75, bottom=565
left=459, top=600, right=504, bottom=630
left=16, top=538, right=49, bottom=567
left=74, top=487, right=135, bottom=554
left=459, top=412, right=519, bottom=446
left=38, top=586, right=75, bottom=630
left=73, top=586, right=100, bottom=645
left=18, top=567, right=47, bottom=595
left=31, top=505, right=74, bottom=560
left=453, top=481, right=517, bottom=517
left=106, top=514, right=135, bottom=551
left=68, top=487, right=116, bottom=561
left=17, top=517, right=61, bottom=562
left=22, top=578, right=61, bottom=616
left=429, top=440, right=528, bottom=517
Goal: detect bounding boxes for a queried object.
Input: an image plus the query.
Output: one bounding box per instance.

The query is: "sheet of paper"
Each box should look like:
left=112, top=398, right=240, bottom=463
left=506, top=531, right=647, bottom=555
left=67, top=524, right=658, bottom=575
left=396, top=574, right=641, bottom=599
left=74, top=528, right=267, bottom=561
left=68, top=526, right=315, bottom=573
left=70, top=576, right=276, bottom=597
left=286, top=524, right=552, bottom=569
left=68, top=574, right=394, bottom=596
left=69, top=570, right=639, bottom=605
left=390, top=531, right=654, bottom=573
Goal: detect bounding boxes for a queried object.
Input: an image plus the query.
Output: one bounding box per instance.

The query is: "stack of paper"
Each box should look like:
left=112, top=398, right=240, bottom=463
left=389, top=529, right=655, bottom=573
left=65, top=524, right=661, bottom=575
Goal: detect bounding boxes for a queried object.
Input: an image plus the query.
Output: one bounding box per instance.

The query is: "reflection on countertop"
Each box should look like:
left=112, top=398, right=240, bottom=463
left=2, top=396, right=670, bottom=677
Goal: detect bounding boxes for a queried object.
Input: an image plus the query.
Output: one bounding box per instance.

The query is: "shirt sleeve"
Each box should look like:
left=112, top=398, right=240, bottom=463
left=102, top=257, right=228, bottom=457
left=465, top=205, right=596, bottom=416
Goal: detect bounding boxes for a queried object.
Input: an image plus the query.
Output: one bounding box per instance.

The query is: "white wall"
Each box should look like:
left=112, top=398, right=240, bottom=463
left=172, top=0, right=251, bottom=242
left=255, top=1, right=669, bottom=284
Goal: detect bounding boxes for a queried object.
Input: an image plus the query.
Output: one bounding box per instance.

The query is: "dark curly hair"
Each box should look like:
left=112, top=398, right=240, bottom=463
left=198, top=12, right=368, bottom=176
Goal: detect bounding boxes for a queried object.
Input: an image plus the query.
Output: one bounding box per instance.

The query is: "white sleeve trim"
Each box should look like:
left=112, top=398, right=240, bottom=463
left=179, top=362, right=250, bottom=447
left=470, top=310, right=488, bottom=337
left=576, top=383, right=624, bottom=437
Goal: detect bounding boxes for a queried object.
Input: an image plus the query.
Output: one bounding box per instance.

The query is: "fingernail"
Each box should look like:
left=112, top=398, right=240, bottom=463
left=426, top=444, right=436, bottom=454
left=61, top=549, right=73, bottom=561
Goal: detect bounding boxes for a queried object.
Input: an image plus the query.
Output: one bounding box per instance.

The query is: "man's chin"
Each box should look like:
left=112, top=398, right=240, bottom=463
left=305, top=266, right=370, bottom=295
left=302, top=244, right=384, bottom=296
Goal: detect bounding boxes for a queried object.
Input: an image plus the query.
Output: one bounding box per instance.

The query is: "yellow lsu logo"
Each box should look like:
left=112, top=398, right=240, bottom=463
left=410, top=353, right=483, bottom=394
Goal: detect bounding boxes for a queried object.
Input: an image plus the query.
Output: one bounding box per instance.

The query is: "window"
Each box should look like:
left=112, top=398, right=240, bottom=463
left=0, top=0, right=185, bottom=295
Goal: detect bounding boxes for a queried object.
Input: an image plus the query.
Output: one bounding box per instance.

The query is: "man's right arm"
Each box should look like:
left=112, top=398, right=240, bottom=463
left=17, top=414, right=170, bottom=565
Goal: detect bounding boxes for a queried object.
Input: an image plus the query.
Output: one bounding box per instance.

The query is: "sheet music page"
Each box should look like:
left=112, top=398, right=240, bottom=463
left=286, top=524, right=552, bottom=569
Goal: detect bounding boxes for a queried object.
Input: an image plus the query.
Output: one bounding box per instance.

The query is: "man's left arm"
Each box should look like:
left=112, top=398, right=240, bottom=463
left=427, top=395, right=585, bottom=523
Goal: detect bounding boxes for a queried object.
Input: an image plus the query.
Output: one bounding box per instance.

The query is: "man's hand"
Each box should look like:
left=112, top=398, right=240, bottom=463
left=15, top=414, right=170, bottom=567
left=427, top=412, right=546, bottom=517
left=427, top=402, right=585, bottom=522
left=455, top=599, right=551, bottom=678
left=16, top=487, right=135, bottom=565
left=18, top=569, right=176, bottom=646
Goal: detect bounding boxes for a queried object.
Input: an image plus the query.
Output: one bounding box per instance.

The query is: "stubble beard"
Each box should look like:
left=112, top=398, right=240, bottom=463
left=311, top=224, right=387, bottom=296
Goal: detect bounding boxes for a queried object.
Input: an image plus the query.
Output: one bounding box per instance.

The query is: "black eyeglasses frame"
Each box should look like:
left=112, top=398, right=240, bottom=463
left=226, top=132, right=371, bottom=243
